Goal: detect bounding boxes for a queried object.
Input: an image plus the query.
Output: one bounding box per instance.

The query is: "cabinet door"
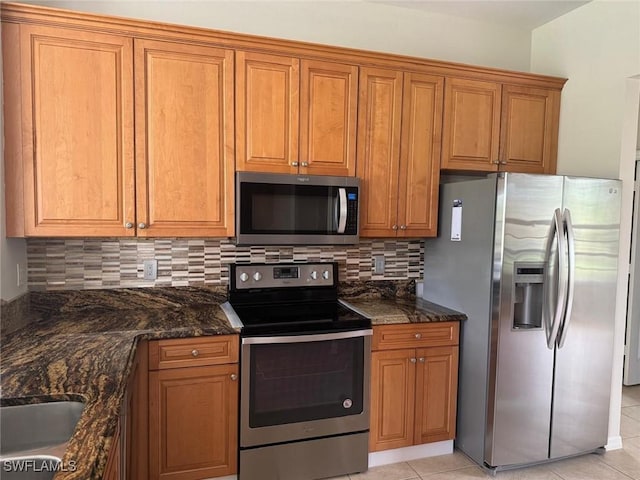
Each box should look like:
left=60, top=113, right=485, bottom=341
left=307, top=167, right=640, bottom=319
left=135, top=39, right=234, bottom=237
left=441, top=78, right=501, bottom=171
left=149, top=364, right=238, bottom=480
left=500, top=85, right=560, bottom=174
left=414, top=346, right=459, bottom=444
left=18, top=25, right=135, bottom=236
left=397, top=73, right=444, bottom=238
left=236, top=51, right=299, bottom=173
left=300, top=60, right=358, bottom=176
left=356, top=68, right=403, bottom=237
left=370, top=349, right=416, bottom=452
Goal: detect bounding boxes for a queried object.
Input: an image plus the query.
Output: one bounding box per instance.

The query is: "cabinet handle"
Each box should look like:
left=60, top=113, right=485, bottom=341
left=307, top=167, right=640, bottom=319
left=138, top=222, right=147, bottom=229
left=400, top=225, right=407, bottom=230
left=410, top=357, right=417, bottom=363
left=415, top=333, right=422, bottom=339
left=191, top=349, right=199, bottom=357
left=500, top=161, right=508, bottom=165
left=291, top=161, right=299, bottom=167
left=124, top=222, right=133, bottom=229
left=301, top=162, right=309, bottom=167
left=392, top=225, right=398, bottom=231
left=492, top=160, right=500, bottom=165
left=230, top=374, right=238, bottom=381
left=419, top=357, right=425, bottom=363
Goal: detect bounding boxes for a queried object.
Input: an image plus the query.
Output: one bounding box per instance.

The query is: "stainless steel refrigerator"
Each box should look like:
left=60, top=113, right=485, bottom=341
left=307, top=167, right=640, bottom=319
left=423, top=173, right=621, bottom=471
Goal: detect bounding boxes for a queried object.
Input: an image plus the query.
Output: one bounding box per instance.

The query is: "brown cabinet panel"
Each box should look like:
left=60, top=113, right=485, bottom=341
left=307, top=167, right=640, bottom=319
left=300, top=60, right=358, bottom=176
left=18, top=24, right=135, bottom=236
left=397, top=73, right=443, bottom=238
left=149, top=335, right=239, bottom=370
left=373, top=322, right=459, bottom=350
left=126, top=340, right=149, bottom=480
left=356, top=67, right=403, bottom=237
left=501, top=85, right=560, bottom=174
left=370, top=349, right=416, bottom=452
left=371, top=324, right=460, bottom=452
left=414, top=346, right=459, bottom=444
left=149, top=364, right=239, bottom=480
left=135, top=39, right=235, bottom=237
left=441, top=78, right=501, bottom=171
left=103, top=422, right=121, bottom=480
left=236, top=51, right=299, bottom=173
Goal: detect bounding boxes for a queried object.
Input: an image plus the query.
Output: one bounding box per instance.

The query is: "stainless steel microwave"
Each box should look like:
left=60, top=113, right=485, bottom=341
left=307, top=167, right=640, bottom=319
left=235, top=172, right=360, bottom=245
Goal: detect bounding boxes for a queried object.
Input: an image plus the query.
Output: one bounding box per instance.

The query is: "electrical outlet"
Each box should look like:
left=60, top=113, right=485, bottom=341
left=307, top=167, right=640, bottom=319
left=16, top=263, right=27, bottom=287
left=373, top=255, right=385, bottom=275
left=143, top=259, right=158, bottom=280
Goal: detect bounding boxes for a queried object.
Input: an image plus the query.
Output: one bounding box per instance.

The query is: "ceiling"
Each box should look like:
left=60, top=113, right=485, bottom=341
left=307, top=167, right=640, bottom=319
left=369, top=0, right=591, bottom=30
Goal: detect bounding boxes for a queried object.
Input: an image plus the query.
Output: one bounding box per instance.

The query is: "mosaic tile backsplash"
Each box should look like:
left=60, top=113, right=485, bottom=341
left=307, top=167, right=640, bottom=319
left=27, top=238, right=424, bottom=291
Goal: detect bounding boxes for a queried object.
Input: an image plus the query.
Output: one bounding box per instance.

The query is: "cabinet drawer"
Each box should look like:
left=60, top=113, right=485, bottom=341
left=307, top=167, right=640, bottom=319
left=149, top=335, right=239, bottom=370
left=373, top=322, right=459, bottom=351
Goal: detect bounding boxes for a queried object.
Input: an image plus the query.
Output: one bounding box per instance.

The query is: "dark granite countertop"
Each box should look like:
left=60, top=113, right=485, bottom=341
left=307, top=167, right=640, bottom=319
left=340, top=297, right=467, bottom=325
left=0, top=286, right=235, bottom=480
left=0, top=282, right=465, bottom=480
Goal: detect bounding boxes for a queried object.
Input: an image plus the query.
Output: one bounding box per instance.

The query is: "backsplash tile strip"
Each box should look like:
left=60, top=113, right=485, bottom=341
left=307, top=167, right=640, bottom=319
left=26, top=238, right=424, bottom=290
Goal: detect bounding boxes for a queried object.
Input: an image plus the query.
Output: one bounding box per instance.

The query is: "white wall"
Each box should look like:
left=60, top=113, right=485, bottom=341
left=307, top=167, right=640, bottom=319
left=24, top=0, right=533, bottom=71
left=0, top=22, right=28, bottom=302
left=531, top=0, right=640, bottom=450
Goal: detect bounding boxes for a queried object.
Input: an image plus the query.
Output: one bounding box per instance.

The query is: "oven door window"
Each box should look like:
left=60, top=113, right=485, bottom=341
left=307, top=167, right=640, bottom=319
left=249, top=337, right=364, bottom=427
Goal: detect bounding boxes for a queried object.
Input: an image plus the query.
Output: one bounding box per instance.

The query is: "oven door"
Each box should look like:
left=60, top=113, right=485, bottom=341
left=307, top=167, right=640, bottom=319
left=240, top=329, right=371, bottom=447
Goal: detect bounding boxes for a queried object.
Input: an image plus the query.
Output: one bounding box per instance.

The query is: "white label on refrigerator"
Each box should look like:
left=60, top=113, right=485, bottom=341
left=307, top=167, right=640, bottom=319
left=451, top=205, right=462, bottom=241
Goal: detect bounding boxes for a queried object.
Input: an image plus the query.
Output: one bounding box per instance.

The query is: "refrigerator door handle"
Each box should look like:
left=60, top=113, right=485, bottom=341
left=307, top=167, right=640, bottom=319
left=557, top=208, right=576, bottom=348
left=543, top=208, right=568, bottom=349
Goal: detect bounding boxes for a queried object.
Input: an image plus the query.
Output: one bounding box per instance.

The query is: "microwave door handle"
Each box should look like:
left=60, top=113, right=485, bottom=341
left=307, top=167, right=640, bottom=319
left=337, top=188, right=347, bottom=234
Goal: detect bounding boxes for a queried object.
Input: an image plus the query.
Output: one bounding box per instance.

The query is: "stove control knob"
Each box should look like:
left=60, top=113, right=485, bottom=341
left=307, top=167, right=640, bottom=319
left=253, top=272, right=262, bottom=282
left=239, top=272, right=249, bottom=282
left=310, top=271, right=318, bottom=280
left=322, top=270, right=330, bottom=280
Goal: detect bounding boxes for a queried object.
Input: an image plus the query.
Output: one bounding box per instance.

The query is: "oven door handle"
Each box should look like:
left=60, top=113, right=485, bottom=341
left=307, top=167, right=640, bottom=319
left=242, top=329, right=372, bottom=345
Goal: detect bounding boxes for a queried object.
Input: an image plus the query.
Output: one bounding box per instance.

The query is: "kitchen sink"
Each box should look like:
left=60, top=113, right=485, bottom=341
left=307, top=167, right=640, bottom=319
left=0, top=401, right=85, bottom=479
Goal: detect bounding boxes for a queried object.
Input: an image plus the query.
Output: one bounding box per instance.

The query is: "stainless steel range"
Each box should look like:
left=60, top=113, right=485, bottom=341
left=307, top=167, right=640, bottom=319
left=223, top=262, right=372, bottom=480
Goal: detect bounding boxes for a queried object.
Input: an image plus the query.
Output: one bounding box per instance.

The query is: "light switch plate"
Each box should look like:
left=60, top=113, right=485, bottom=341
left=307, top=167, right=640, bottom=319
left=374, top=256, right=385, bottom=274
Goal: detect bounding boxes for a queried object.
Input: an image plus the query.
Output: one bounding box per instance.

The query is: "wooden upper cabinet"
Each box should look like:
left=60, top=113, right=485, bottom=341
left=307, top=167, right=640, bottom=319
left=441, top=77, right=501, bottom=172
left=10, top=24, right=135, bottom=236
left=300, top=60, right=358, bottom=176
left=397, top=73, right=443, bottom=238
left=134, top=39, right=235, bottom=237
left=358, top=69, right=443, bottom=238
left=236, top=51, right=299, bottom=173
left=500, top=85, right=560, bottom=174
left=356, top=67, right=403, bottom=237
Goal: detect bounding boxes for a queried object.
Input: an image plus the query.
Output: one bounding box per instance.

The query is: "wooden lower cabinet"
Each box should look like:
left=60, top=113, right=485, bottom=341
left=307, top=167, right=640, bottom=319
left=103, top=422, right=121, bottom=480
left=370, top=323, right=459, bottom=452
left=148, top=336, right=239, bottom=480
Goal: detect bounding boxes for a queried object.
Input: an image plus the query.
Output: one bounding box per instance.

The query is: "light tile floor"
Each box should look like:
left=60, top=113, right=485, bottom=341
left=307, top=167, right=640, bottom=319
left=335, top=386, right=640, bottom=480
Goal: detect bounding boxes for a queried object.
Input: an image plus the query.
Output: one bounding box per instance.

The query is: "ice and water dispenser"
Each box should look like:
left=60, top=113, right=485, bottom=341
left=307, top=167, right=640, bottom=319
left=513, top=262, right=545, bottom=329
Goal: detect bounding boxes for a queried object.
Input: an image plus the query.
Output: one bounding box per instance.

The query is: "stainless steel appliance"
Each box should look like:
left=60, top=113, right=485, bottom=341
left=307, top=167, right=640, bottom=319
left=223, top=262, right=372, bottom=480
left=423, top=173, right=621, bottom=471
left=235, top=172, right=360, bottom=245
